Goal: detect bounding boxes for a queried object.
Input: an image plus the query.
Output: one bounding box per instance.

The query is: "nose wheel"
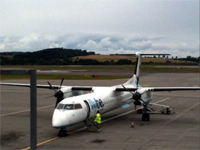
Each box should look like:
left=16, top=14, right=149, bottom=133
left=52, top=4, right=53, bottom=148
left=58, top=128, right=68, bottom=137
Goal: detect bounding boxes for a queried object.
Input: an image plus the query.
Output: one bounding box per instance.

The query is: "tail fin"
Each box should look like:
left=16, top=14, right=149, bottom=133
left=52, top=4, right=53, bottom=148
left=134, top=52, right=142, bottom=86
left=123, top=52, right=170, bottom=87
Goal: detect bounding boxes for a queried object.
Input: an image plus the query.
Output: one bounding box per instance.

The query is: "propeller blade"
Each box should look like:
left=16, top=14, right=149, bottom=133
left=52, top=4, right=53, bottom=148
left=47, top=79, right=65, bottom=107
left=59, top=78, right=64, bottom=89
left=121, top=84, right=135, bottom=95
left=139, top=98, right=146, bottom=105
left=47, top=81, right=57, bottom=93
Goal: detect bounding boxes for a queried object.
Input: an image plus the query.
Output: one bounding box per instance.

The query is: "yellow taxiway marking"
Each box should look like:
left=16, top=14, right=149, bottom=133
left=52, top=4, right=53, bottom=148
left=142, top=84, right=150, bottom=87
left=0, top=105, right=54, bottom=117
left=21, top=136, right=61, bottom=150
left=21, top=97, right=170, bottom=150
left=154, top=97, right=169, bottom=104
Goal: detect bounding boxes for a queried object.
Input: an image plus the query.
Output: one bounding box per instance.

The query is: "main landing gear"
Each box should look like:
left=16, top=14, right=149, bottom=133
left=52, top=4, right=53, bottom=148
left=137, top=104, right=172, bottom=121
left=142, top=113, right=150, bottom=121
left=58, top=128, right=68, bottom=137
left=141, top=105, right=150, bottom=121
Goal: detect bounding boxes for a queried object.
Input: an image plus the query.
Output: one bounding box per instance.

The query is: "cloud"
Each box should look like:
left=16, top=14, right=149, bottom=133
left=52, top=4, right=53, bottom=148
left=0, top=33, right=199, bottom=58
left=0, top=1, right=198, bottom=57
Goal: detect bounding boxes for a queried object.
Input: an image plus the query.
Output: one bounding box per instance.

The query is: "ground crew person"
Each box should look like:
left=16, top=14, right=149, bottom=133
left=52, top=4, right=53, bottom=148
left=94, top=111, right=101, bottom=129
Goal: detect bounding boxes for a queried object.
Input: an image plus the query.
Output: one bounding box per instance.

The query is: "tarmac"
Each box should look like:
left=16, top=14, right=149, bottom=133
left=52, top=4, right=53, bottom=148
left=0, top=73, right=199, bottom=150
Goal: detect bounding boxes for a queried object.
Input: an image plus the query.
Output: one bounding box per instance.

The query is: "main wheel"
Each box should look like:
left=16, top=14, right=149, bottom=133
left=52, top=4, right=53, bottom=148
left=166, top=110, right=171, bottom=115
left=142, top=114, right=145, bottom=121
left=146, top=113, right=150, bottom=121
left=137, top=109, right=142, bottom=114
left=166, top=108, right=171, bottom=115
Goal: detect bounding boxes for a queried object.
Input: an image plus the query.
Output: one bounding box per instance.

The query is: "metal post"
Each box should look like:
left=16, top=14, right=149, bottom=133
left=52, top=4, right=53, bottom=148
left=30, top=70, right=37, bottom=150
left=0, top=69, right=38, bottom=149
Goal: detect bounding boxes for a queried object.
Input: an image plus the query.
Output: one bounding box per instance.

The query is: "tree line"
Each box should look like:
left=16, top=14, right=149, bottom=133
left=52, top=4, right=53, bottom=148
left=0, top=48, right=199, bottom=65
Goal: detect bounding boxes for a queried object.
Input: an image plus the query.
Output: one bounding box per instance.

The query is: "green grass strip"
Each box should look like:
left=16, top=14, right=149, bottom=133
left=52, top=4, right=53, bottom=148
left=0, top=74, right=130, bottom=80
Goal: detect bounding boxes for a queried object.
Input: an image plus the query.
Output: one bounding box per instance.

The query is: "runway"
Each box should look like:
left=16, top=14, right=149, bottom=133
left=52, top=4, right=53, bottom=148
left=0, top=73, right=199, bottom=150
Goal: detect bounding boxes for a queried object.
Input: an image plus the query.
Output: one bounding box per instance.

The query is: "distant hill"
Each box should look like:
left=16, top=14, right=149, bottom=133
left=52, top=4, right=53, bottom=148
left=1, top=48, right=95, bottom=65
left=13, top=48, right=95, bottom=60
left=0, top=48, right=199, bottom=65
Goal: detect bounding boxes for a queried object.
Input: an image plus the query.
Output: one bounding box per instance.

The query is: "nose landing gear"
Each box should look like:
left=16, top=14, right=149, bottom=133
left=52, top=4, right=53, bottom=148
left=58, top=128, right=68, bottom=137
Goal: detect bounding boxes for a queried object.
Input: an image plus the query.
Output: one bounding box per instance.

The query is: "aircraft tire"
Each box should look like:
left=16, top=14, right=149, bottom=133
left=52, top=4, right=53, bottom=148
left=166, top=111, right=171, bottom=115
left=58, top=128, right=67, bottom=137
left=142, top=113, right=150, bottom=121
left=137, top=109, right=142, bottom=114
left=142, top=114, right=145, bottom=121
left=146, top=114, right=150, bottom=121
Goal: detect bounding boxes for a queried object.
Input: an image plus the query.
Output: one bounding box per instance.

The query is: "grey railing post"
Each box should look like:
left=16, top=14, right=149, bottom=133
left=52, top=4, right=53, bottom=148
left=0, top=69, right=38, bottom=149
left=29, top=70, right=37, bottom=150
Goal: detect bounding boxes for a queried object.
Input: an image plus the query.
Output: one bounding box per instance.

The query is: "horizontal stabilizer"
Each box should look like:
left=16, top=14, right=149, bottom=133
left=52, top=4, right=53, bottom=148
left=110, top=53, right=170, bottom=56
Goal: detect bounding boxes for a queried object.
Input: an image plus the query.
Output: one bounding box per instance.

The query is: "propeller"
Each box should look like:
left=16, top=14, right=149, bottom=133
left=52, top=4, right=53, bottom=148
left=48, top=78, right=65, bottom=107
left=121, top=84, right=146, bottom=110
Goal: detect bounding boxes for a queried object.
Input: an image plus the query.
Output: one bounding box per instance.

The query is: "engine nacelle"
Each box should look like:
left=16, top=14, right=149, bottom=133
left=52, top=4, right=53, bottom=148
left=132, top=92, right=141, bottom=101
left=61, top=87, right=84, bottom=99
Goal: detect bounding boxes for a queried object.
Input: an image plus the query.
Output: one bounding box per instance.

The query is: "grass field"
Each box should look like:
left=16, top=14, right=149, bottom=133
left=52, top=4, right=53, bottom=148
left=72, top=55, right=197, bottom=64
left=0, top=74, right=129, bottom=80
left=0, top=65, right=133, bottom=70
left=1, top=65, right=199, bottom=80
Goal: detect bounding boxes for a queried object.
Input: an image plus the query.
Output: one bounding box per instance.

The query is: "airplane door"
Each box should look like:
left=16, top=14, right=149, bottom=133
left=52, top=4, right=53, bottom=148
left=84, top=100, right=90, bottom=118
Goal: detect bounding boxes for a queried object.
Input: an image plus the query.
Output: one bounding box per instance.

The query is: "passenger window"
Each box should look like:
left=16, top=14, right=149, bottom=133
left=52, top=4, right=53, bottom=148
left=64, top=104, right=74, bottom=110
left=57, top=104, right=64, bottom=110
left=75, top=104, right=82, bottom=109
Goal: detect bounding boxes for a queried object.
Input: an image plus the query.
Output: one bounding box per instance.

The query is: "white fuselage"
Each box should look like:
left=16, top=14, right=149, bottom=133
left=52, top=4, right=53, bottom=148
left=52, top=86, right=133, bottom=129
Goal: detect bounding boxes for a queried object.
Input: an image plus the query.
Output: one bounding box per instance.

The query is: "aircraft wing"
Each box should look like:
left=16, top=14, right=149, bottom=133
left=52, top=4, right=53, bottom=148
left=0, top=82, right=94, bottom=91
left=115, top=87, right=200, bottom=92
left=115, top=88, right=138, bottom=91
left=0, top=82, right=60, bottom=89
left=146, top=87, right=200, bottom=91
left=1, top=82, right=199, bottom=92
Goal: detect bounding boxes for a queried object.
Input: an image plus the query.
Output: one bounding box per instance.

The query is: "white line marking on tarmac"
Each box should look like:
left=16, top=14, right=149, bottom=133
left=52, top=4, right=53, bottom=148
left=21, top=97, right=170, bottom=150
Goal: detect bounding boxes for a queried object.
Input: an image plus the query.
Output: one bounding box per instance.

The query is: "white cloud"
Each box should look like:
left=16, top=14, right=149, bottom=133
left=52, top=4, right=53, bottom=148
left=0, top=33, right=198, bottom=57
left=0, top=0, right=199, bottom=57
left=0, top=44, right=5, bottom=49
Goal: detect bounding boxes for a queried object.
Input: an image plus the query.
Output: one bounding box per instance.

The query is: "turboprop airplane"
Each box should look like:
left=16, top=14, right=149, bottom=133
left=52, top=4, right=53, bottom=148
left=1, top=52, right=200, bottom=136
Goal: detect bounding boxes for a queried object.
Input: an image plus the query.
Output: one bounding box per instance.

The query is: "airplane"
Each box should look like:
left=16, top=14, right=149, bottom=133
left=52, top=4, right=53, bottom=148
left=1, top=52, right=200, bottom=136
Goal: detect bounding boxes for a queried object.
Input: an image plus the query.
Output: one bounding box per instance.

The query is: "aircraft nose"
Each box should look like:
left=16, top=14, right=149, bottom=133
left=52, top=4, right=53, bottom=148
left=52, top=109, right=65, bottom=128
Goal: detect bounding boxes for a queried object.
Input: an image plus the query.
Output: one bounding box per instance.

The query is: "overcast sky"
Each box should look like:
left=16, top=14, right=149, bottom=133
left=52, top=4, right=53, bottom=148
left=0, top=0, right=199, bottom=57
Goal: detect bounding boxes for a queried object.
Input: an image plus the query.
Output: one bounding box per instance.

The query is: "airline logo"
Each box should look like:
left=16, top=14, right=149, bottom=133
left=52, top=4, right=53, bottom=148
left=88, top=98, right=104, bottom=112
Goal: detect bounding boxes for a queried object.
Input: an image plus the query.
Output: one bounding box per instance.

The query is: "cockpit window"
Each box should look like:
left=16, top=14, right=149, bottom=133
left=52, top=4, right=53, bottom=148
left=57, top=104, right=64, bottom=110
left=57, top=103, right=82, bottom=110
left=64, top=104, right=74, bottom=110
left=75, top=104, right=82, bottom=109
